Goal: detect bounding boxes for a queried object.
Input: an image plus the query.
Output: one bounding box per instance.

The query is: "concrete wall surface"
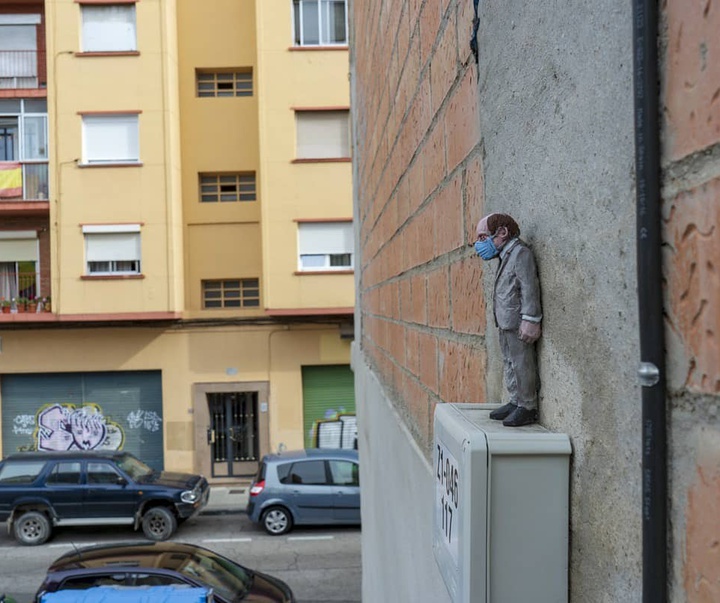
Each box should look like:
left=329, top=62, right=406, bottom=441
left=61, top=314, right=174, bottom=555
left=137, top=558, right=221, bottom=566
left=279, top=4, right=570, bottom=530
left=351, top=0, right=720, bottom=601
left=353, top=346, right=451, bottom=603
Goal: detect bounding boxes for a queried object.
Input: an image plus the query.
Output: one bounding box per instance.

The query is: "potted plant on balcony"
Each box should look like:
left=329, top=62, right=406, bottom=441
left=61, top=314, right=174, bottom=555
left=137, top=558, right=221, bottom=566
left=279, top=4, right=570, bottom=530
left=0, top=298, right=10, bottom=314
left=15, top=297, right=28, bottom=313
left=43, top=295, right=51, bottom=312
left=27, top=296, right=39, bottom=313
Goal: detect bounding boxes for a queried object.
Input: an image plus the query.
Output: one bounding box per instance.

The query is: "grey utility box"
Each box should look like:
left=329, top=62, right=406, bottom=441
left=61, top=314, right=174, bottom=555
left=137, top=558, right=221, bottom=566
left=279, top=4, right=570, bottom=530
left=433, top=403, right=572, bottom=603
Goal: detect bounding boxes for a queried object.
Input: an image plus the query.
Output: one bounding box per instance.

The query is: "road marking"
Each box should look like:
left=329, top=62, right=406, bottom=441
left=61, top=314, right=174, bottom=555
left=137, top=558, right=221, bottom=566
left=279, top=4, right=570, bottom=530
left=287, top=535, right=334, bottom=541
left=201, top=538, right=253, bottom=543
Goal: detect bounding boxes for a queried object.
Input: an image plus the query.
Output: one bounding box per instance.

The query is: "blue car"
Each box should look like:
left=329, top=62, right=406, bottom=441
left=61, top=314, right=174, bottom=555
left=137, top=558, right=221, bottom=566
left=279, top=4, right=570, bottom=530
left=246, top=448, right=360, bottom=535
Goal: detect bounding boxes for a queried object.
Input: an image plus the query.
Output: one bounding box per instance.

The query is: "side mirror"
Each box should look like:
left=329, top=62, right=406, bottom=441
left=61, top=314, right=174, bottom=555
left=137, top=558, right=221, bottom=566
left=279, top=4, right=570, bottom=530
left=116, top=476, right=128, bottom=486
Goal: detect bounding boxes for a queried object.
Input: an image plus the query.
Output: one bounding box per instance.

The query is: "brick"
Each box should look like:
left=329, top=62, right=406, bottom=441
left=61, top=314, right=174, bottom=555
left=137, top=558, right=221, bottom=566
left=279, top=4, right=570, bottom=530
left=463, top=153, right=485, bottom=237
left=405, top=325, right=420, bottom=375
left=684, top=427, right=720, bottom=602
left=444, top=67, right=481, bottom=171
left=430, top=13, right=458, bottom=114
left=407, top=156, right=425, bottom=214
left=400, top=277, right=412, bottom=319
left=438, top=339, right=486, bottom=403
left=665, top=0, right=720, bottom=159
left=665, top=177, right=720, bottom=393
left=434, top=173, right=463, bottom=257
left=456, top=0, right=476, bottom=65
left=428, top=267, right=450, bottom=328
left=411, top=274, right=427, bottom=324
left=419, top=0, right=441, bottom=67
left=451, top=256, right=486, bottom=334
left=418, top=331, right=438, bottom=393
left=423, top=121, right=447, bottom=201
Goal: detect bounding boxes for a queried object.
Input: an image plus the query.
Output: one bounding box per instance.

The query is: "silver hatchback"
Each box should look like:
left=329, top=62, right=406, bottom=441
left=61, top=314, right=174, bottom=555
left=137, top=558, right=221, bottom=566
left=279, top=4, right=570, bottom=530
left=246, top=448, right=360, bottom=535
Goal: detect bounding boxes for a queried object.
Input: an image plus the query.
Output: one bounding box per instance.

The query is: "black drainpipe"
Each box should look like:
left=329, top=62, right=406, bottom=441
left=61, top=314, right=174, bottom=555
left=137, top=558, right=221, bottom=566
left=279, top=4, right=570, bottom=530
left=632, top=0, right=667, bottom=601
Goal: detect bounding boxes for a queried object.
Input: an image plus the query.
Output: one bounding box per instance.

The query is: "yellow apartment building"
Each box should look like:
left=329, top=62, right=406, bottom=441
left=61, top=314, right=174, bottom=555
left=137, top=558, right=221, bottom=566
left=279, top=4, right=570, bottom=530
left=0, top=0, right=355, bottom=481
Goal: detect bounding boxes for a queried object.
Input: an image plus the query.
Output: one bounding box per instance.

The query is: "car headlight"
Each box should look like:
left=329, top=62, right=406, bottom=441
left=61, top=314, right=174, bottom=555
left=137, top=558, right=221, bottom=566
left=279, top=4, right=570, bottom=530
left=181, top=489, right=199, bottom=503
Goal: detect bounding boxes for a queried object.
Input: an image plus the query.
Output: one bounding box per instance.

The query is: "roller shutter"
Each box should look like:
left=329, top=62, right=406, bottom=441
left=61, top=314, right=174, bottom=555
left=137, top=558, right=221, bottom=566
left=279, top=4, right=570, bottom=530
left=1, top=371, right=164, bottom=470
left=301, top=365, right=355, bottom=448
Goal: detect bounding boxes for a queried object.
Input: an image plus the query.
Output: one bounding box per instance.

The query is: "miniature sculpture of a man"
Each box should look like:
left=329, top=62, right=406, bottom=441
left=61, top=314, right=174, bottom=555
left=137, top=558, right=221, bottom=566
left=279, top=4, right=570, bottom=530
left=474, top=213, right=542, bottom=427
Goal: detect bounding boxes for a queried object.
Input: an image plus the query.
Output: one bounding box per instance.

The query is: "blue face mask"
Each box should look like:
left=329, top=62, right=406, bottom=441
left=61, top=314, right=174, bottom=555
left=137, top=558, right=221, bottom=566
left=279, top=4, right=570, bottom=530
left=474, top=234, right=499, bottom=260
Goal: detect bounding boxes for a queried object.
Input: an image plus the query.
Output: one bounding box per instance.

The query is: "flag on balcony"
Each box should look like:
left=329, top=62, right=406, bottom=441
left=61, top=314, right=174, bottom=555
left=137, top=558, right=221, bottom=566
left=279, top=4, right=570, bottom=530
left=0, top=162, right=22, bottom=198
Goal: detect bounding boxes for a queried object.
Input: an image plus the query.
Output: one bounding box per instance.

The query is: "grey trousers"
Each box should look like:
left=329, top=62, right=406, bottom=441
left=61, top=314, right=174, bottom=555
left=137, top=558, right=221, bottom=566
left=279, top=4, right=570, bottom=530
left=498, top=329, right=538, bottom=410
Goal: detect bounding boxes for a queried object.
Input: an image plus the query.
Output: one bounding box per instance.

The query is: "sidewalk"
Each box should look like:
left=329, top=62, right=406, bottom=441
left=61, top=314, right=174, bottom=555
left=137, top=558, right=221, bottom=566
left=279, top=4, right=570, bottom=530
left=201, top=485, right=249, bottom=516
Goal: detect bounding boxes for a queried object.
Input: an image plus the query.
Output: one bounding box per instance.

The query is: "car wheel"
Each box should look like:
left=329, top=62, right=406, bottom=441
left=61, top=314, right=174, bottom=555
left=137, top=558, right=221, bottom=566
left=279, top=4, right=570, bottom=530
left=142, top=506, right=177, bottom=541
left=14, top=511, right=51, bottom=546
left=262, top=506, right=293, bottom=535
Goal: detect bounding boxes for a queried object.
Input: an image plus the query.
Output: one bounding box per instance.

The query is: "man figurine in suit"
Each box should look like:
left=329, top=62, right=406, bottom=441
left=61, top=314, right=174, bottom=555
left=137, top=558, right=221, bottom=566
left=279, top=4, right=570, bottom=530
left=474, top=213, right=542, bottom=427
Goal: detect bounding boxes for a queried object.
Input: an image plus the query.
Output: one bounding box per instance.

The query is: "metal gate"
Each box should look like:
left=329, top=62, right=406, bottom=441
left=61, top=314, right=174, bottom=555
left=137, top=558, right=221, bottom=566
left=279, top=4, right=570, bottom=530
left=207, top=391, right=258, bottom=478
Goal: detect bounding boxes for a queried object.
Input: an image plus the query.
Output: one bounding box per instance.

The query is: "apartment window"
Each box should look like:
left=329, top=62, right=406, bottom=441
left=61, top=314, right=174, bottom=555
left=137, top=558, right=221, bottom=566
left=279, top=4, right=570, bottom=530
left=202, top=279, right=260, bottom=309
left=200, top=173, right=256, bottom=203
left=83, top=225, right=141, bottom=276
left=0, top=99, right=49, bottom=200
left=81, top=4, right=137, bottom=52
left=296, top=110, right=349, bottom=160
left=82, top=114, right=139, bottom=164
left=293, top=0, right=347, bottom=46
left=0, top=231, right=38, bottom=300
left=196, top=70, right=253, bottom=97
left=298, top=222, right=353, bottom=271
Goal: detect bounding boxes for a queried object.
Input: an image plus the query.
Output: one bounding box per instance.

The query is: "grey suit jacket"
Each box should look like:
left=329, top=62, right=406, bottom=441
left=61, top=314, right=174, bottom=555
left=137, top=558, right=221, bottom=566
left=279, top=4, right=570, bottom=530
left=493, top=238, right=542, bottom=331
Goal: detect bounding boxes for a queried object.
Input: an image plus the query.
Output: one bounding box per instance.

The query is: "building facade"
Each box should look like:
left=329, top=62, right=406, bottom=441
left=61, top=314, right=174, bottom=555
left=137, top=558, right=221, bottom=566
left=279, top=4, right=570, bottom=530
left=0, top=0, right=354, bottom=480
left=351, top=0, right=719, bottom=601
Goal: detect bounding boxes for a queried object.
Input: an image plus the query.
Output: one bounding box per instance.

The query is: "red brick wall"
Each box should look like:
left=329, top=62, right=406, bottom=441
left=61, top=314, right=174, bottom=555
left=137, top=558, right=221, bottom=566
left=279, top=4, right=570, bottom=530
left=663, top=0, right=720, bottom=599
left=354, top=1, right=486, bottom=449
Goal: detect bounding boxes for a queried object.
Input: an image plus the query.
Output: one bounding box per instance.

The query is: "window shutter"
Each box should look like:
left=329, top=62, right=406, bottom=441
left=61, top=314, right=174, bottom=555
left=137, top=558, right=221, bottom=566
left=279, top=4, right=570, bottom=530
left=298, top=222, right=353, bottom=255
left=296, top=111, right=349, bottom=159
left=0, top=238, right=38, bottom=262
left=85, top=233, right=140, bottom=262
left=83, top=115, right=139, bottom=163
left=82, top=5, right=136, bottom=52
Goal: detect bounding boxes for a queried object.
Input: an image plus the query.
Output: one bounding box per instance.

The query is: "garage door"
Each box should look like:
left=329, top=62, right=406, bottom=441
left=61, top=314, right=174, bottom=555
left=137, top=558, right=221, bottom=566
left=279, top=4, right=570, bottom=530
left=302, top=365, right=355, bottom=448
left=1, top=371, right=164, bottom=470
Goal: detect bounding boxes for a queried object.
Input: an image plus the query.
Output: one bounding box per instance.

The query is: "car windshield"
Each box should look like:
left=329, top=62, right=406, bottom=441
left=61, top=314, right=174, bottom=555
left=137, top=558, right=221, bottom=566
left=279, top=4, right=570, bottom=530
left=115, top=454, right=154, bottom=480
left=178, top=549, right=252, bottom=602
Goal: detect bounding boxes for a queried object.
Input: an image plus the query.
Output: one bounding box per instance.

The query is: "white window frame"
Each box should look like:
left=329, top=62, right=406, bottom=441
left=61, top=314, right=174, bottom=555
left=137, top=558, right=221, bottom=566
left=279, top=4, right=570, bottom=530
left=80, top=4, right=137, bottom=53
left=81, top=114, right=140, bottom=165
left=295, top=110, right=350, bottom=160
left=292, top=0, right=348, bottom=47
left=83, top=224, right=141, bottom=276
left=298, top=221, right=354, bottom=272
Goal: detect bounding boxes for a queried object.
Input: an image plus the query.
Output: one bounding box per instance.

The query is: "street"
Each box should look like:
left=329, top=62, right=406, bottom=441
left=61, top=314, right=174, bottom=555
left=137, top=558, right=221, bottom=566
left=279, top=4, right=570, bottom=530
left=0, top=513, right=361, bottom=603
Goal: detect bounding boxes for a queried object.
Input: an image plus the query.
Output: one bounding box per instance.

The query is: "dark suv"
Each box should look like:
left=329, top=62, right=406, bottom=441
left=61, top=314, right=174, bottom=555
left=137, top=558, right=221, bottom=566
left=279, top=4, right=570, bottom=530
left=0, top=451, right=209, bottom=545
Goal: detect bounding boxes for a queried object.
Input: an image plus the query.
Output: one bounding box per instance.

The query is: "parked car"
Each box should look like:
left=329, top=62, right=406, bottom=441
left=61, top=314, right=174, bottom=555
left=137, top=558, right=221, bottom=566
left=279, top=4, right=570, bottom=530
left=0, top=451, right=209, bottom=545
left=34, top=541, right=295, bottom=603
left=246, top=448, right=360, bottom=535
left=39, top=585, right=213, bottom=603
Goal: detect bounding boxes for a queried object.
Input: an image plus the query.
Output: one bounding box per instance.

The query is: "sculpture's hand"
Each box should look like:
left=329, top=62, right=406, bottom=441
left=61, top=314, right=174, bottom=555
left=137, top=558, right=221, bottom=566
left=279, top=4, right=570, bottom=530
left=518, top=319, right=542, bottom=344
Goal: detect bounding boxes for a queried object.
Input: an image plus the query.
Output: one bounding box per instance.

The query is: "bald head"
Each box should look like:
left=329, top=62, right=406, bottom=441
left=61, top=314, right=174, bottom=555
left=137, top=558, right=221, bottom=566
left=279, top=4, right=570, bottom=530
left=476, top=213, right=520, bottom=239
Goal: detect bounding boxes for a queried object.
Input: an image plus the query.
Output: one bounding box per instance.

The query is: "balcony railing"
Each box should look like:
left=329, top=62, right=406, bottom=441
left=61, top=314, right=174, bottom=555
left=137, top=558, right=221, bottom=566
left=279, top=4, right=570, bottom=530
left=0, top=269, right=39, bottom=302
left=0, top=162, right=49, bottom=201
left=0, top=50, right=46, bottom=89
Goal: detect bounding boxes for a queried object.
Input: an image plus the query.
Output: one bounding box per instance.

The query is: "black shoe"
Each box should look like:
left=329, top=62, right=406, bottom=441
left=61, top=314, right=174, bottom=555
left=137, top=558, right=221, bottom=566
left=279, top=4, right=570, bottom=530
left=489, top=403, right=518, bottom=421
left=502, top=406, right=538, bottom=427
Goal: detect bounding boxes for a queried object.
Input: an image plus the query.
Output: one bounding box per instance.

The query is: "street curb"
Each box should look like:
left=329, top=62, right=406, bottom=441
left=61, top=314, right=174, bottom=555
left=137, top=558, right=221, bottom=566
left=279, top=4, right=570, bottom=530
left=199, top=509, right=246, bottom=516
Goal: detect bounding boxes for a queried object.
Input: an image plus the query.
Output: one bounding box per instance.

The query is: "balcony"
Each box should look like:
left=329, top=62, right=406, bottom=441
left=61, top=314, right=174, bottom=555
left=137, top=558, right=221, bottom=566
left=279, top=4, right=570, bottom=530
left=0, top=268, right=53, bottom=321
left=0, top=50, right=46, bottom=90
left=0, top=162, right=49, bottom=212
